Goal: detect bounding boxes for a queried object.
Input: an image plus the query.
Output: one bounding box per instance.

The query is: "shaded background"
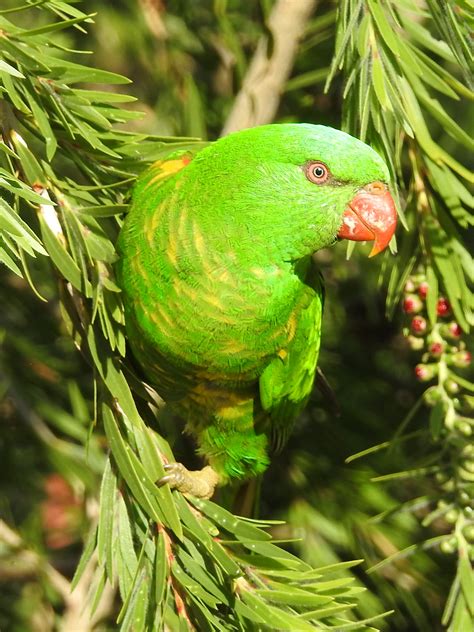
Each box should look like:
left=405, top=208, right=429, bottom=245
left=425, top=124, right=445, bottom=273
left=1, top=1, right=472, bottom=630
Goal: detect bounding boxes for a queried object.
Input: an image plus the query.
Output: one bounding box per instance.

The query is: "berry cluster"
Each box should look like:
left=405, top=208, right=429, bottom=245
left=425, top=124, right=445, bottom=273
left=402, top=274, right=473, bottom=557
left=403, top=278, right=471, bottom=384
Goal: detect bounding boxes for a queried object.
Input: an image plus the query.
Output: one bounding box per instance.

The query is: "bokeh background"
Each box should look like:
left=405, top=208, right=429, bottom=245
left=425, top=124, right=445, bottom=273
left=1, top=1, right=472, bottom=630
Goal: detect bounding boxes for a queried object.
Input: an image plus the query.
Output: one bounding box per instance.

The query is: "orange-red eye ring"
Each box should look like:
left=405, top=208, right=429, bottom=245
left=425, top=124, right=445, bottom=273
left=306, top=161, right=329, bottom=184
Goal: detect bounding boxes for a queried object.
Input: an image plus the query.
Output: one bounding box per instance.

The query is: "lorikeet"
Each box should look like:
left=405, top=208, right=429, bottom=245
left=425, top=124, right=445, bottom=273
left=117, top=124, right=397, bottom=498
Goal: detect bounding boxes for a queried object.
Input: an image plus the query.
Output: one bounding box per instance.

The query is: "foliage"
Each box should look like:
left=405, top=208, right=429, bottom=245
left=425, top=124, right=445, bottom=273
left=0, top=1, right=472, bottom=631
left=0, top=2, right=388, bottom=630
left=326, top=1, right=473, bottom=630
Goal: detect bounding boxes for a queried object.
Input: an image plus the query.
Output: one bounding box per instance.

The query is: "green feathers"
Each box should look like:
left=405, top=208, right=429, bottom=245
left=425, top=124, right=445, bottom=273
left=117, top=124, right=392, bottom=484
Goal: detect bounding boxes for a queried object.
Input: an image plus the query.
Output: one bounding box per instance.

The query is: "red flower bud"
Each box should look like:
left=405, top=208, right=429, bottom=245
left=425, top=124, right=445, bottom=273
left=452, top=351, right=471, bottom=369
left=448, top=322, right=462, bottom=338
left=418, top=282, right=429, bottom=299
left=403, top=294, right=423, bottom=314
left=429, top=342, right=444, bottom=356
left=415, top=364, right=436, bottom=382
left=411, top=316, right=427, bottom=334
left=437, top=297, right=451, bottom=317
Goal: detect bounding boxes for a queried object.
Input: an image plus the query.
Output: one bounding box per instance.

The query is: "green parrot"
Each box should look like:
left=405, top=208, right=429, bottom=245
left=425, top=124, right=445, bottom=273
left=117, top=124, right=397, bottom=498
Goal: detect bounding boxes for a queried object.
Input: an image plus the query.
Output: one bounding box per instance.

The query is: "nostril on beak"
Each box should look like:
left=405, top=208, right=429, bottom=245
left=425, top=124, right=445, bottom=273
left=365, top=181, right=387, bottom=195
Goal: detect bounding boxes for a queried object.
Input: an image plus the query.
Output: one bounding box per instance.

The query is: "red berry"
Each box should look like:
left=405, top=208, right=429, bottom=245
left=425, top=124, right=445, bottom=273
left=448, top=322, right=462, bottom=338
left=418, top=282, right=429, bottom=299
left=415, top=364, right=435, bottom=381
left=403, top=294, right=422, bottom=314
left=430, top=342, right=444, bottom=356
left=437, top=297, right=451, bottom=317
left=415, top=365, right=427, bottom=380
left=411, top=316, right=427, bottom=334
left=452, top=351, right=472, bottom=368
left=403, top=297, right=414, bottom=313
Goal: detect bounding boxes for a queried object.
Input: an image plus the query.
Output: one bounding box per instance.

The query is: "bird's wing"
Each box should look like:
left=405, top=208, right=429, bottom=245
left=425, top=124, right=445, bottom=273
left=259, top=264, right=324, bottom=453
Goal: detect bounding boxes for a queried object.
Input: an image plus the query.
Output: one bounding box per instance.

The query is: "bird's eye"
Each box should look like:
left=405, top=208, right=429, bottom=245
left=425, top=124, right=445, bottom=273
left=306, top=161, right=329, bottom=184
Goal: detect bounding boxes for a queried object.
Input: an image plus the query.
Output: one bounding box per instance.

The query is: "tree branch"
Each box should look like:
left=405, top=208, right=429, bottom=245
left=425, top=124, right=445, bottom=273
left=221, top=0, right=318, bottom=135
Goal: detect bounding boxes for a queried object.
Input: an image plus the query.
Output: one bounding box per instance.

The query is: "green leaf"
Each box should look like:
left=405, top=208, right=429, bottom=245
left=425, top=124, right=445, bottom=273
left=77, top=204, right=128, bottom=217
left=0, top=198, right=46, bottom=256
left=328, top=610, right=394, bottom=630
left=1, top=71, right=29, bottom=111
left=416, top=90, right=473, bottom=151
left=398, top=77, right=441, bottom=160
left=459, top=550, right=474, bottom=616
left=234, top=598, right=267, bottom=624
left=255, top=588, right=333, bottom=608
left=371, top=54, right=391, bottom=111
left=40, top=214, right=90, bottom=292
left=0, top=244, right=22, bottom=275
left=0, top=59, right=24, bottom=78
left=42, top=55, right=131, bottom=85
left=297, top=602, right=354, bottom=620
left=101, top=404, right=177, bottom=532
left=231, top=538, right=310, bottom=570
left=72, top=88, right=137, bottom=103
left=116, top=494, right=138, bottom=599
left=174, top=495, right=240, bottom=576
left=177, top=547, right=229, bottom=604
left=18, top=13, right=95, bottom=37
left=0, top=173, right=50, bottom=205
left=97, top=457, right=117, bottom=581
left=367, top=0, right=400, bottom=55
left=239, top=590, right=316, bottom=631
left=71, top=526, right=98, bottom=591
left=24, top=90, right=58, bottom=160
left=9, top=131, right=46, bottom=186
left=286, top=68, right=329, bottom=92
left=132, top=426, right=182, bottom=538
left=153, top=531, right=168, bottom=614
left=189, top=498, right=272, bottom=541
left=120, top=566, right=150, bottom=632
left=304, top=576, right=355, bottom=593
left=325, top=1, right=363, bottom=92
left=87, top=331, right=141, bottom=427
left=171, top=562, right=221, bottom=608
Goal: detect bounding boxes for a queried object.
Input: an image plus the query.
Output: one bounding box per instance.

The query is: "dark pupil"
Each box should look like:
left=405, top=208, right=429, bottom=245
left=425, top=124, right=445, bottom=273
left=313, top=166, right=325, bottom=178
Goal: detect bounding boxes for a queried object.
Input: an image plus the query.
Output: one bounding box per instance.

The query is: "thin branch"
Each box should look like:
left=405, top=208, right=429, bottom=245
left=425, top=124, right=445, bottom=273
left=221, top=0, right=318, bottom=135
left=0, top=519, right=71, bottom=598
left=139, top=0, right=168, bottom=40
left=0, top=515, right=115, bottom=631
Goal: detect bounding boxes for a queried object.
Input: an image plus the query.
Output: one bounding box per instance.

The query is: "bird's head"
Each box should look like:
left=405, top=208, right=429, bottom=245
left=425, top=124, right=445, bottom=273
left=181, top=124, right=397, bottom=262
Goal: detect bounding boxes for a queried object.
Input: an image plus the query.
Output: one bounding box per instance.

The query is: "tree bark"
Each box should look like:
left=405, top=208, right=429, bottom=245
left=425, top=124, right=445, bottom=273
left=221, top=0, right=318, bottom=135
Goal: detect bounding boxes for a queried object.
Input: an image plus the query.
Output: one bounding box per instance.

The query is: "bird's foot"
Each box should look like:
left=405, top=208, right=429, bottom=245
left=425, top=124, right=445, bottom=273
left=158, top=463, right=219, bottom=499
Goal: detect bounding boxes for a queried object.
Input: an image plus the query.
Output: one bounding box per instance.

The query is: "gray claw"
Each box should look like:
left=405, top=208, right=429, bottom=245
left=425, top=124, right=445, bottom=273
left=158, top=462, right=186, bottom=489
left=156, top=463, right=220, bottom=498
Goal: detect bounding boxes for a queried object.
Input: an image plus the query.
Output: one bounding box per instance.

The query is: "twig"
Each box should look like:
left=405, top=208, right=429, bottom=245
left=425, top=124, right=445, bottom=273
left=0, top=384, right=116, bottom=629
left=221, top=0, right=318, bottom=135
left=0, top=514, right=115, bottom=630
left=0, top=519, right=71, bottom=598
left=139, top=0, right=167, bottom=40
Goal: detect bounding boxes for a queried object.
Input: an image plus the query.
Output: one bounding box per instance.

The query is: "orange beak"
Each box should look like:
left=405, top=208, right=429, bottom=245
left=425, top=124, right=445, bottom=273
left=337, top=182, right=397, bottom=257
